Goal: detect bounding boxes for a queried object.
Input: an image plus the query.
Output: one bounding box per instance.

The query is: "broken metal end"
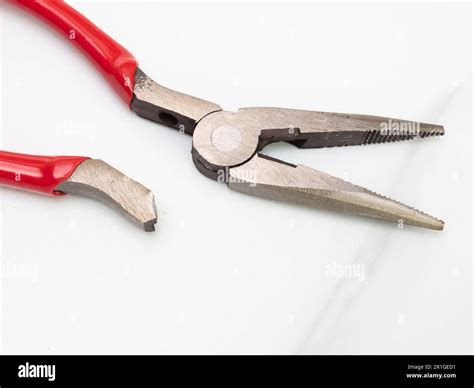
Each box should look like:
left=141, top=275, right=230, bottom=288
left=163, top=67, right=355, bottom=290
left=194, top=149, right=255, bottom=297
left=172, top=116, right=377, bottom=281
left=143, top=216, right=157, bottom=232
left=56, top=159, right=158, bottom=232
left=139, top=190, right=158, bottom=232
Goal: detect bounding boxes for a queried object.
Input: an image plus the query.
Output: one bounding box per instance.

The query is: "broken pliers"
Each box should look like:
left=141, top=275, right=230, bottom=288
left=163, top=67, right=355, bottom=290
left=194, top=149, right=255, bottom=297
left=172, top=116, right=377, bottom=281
left=9, top=0, right=445, bottom=230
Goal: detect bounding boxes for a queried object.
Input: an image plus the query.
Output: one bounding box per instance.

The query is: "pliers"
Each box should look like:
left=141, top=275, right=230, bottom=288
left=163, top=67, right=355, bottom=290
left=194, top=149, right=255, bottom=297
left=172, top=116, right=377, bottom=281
left=9, top=0, right=445, bottom=230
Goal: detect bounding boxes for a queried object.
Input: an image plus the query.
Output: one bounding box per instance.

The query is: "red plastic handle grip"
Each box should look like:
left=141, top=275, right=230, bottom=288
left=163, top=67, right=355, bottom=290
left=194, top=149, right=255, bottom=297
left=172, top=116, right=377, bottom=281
left=10, top=0, right=137, bottom=105
left=0, top=151, right=89, bottom=195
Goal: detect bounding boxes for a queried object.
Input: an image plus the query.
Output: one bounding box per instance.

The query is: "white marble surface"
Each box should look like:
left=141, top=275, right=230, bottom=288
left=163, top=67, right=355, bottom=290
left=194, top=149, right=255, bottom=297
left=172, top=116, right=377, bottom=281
left=0, top=2, right=471, bottom=354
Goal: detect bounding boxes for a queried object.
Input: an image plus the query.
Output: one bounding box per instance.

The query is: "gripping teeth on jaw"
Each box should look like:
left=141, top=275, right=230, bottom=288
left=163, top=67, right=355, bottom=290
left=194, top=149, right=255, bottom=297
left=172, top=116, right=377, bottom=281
left=362, top=127, right=443, bottom=145
left=419, top=128, right=445, bottom=138
left=362, top=130, right=412, bottom=144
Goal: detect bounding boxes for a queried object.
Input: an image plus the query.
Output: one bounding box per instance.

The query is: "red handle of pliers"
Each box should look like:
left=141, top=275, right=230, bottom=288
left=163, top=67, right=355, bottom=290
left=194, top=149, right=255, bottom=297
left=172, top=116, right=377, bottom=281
left=10, top=0, right=137, bottom=105
left=0, top=151, right=89, bottom=196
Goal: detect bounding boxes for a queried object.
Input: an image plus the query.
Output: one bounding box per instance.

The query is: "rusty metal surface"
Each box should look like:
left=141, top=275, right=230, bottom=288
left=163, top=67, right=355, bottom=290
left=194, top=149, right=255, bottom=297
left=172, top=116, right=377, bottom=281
left=56, top=159, right=157, bottom=231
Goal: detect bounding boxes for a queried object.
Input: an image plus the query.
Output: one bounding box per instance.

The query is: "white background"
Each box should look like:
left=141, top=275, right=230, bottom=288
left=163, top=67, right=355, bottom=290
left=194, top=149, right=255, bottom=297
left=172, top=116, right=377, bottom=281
left=0, top=2, right=472, bottom=354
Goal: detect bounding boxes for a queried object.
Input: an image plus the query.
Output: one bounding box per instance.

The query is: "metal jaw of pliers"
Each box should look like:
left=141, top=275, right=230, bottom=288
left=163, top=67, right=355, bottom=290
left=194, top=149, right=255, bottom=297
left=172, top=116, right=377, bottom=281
left=132, top=70, right=444, bottom=231
left=10, top=0, right=444, bottom=231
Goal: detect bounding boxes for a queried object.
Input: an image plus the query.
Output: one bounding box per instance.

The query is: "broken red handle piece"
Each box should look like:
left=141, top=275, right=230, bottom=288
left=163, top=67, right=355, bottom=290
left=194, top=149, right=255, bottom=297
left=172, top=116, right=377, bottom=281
left=0, top=151, right=157, bottom=231
left=10, top=0, right=138, bottom=105
left=0, top=150, right=88, bottom=195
